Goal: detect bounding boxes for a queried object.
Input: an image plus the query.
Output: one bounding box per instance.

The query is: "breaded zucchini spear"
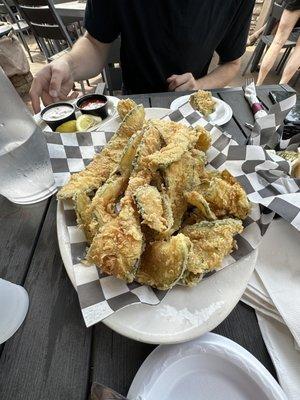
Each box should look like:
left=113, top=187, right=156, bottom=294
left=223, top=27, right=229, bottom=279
left=57, top=104, right=145, bottom=200
left=136, top=234, right=192, bottom=290
left=180, top=219, right=243, bottom=278
left=197, top=170, right=251, bottom=220
left=89, top=129, right=144, bottom=235
left=162, top=149, right=206, bottom=235
left=133, top=184, right=173, bottom=233
left=86, top=123, right=162, bottom=282
left=117, top=98, right=137, bottom=120
left=145, top=122, right=200, bottom=170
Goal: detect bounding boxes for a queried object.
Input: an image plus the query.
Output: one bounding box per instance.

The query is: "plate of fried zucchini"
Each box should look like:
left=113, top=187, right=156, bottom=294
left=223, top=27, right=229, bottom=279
left=56, top=99, right=257, bottom=343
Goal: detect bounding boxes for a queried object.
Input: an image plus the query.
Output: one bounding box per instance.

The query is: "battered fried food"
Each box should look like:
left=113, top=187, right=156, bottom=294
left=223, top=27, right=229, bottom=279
left=180, top=270, right=203, bottom=287
left=86, top=123, right=162, bottom=282
left=180, top=219, right=243, bottom=276
left=117, top=99, right=137, bottom=120
left=197, top=170, right=251, bottom=220
left=74, top=192, right=93, bottom=242
left=145, top=123, right=200, bottom=170
left=184, top=191, right=216, bottom=220
left=133, top=185, right=173, bottom=233
left=88, top=129, right=144, bottom=237
left=136, top=234, right=192, bottom=290
left=61, top=109, right=251, bottom=289
left=195, top=125, right=211, bottom=152
left=57, top=104, right=145, bottom=200
left=162, top=149, right=206, bottom=235
left=87, top=204, right=143, bottom=282
left=190, top=90, right=216, bottom=117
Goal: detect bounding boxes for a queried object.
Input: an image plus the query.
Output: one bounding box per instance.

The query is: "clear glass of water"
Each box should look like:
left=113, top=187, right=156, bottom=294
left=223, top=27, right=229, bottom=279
left=0, top=67, right=57, bottom=204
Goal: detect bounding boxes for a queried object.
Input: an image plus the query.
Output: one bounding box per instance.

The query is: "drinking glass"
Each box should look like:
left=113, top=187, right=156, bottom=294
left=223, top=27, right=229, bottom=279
left=0, top=67, right=56, bottom=204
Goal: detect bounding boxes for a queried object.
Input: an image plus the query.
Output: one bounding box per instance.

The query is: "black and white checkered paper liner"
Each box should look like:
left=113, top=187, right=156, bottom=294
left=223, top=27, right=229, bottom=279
left=46, top=98, right=300, bottom=327
left=247, top=93, right=297, bottom=149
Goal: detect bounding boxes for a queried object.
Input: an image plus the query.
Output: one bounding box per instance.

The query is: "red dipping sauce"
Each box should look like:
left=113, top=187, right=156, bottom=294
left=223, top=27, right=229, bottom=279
left=79, top=98, right=106, bottom=110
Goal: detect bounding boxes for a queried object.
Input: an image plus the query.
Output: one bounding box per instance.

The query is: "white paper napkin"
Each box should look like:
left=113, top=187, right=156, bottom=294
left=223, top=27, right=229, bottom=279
left=255, top=219, right=300, bottom=347
left=257, top=313, right=300, bottom=400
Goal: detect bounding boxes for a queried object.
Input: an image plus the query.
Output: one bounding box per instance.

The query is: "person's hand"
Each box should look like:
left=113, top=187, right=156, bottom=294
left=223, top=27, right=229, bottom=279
left=30, top=58, right=78, bottom=114
left=167, top=73, right=199, bottom=91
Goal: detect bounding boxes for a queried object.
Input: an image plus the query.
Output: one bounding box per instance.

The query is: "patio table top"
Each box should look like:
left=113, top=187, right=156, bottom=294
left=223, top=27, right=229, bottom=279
left=0, top=84, right=295, bottom=400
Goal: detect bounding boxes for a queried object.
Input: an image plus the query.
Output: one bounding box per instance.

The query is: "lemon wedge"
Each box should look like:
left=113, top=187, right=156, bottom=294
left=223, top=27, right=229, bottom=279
left=55, top=120, right=77, bottom=133
left=76, top=114, right=97, bottom=132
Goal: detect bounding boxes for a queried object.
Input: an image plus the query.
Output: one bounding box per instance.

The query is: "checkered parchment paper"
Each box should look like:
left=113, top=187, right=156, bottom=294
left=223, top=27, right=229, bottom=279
left=45, top=96, right=300, bottom=327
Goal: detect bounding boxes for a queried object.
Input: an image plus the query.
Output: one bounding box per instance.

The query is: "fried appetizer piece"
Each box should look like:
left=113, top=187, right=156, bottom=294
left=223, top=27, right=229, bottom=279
left=195, top=125, right=211, bottom=152
left=57, top=104, right=145, bottom=199
left=198, top=170, right=251, bottom=220
left=145, top=123, right=200, bottom=170
left=133, top=185, right=173, bottom=233
left=88, top=130, right=144, bottom=236
left=87, top=204, right=143, bottom=282
left=87, top=124, right=162, bottom=282
left=180, top=270, right=203, bottom=287
left=136, top=234, right=192, bottom=290
left=74, top=192, right=93, bottom=242
left=190, top=90, right=216, bottom=117
left=185, top=191, right=216, bottom=221
left=180, top=219, right=243, bottom=275
left=117, top=99, right=137, bottom=120
left=162, top=150, right=206, bottom=235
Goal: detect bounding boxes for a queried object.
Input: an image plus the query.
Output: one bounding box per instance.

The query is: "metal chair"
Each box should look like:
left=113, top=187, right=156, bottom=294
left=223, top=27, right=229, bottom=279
left=13, top=0, right=86, bottom=92
left=13, top=0, right=74, bottom=62
left=0, top=0, right=32, bottom=61
left=102, top=36, right=123, bottom=95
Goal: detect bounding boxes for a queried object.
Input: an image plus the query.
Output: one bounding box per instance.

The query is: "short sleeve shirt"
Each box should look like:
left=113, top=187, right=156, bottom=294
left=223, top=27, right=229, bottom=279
left=85, top=0, right=255, bottom=94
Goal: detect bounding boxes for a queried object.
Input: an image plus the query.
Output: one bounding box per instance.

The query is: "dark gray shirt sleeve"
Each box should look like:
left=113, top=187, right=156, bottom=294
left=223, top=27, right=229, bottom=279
left=84, top=0, right=120, bottom=43
left=216, top=0, right=255, bottom=63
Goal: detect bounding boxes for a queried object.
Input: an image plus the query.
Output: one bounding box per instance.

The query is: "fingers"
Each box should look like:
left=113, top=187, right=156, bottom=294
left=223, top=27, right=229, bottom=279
left=167, top=73, right=194, bottom=91
left=174, top=81, right=196, bottom=91
left=166, top=74, right=176, bottom=83
left=49, top=66, right=64, bottom=98
left=29, top=79, right=42, bottom=114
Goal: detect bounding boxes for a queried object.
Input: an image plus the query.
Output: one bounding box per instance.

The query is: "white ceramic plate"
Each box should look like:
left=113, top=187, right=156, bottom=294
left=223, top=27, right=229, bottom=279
left=56, top=107, right=257, bottom=344
left=170, top=94, right=233, bottom=126
left=128, top=332, right=286, bottom=400
left=34, top=95, right=119, bottom=132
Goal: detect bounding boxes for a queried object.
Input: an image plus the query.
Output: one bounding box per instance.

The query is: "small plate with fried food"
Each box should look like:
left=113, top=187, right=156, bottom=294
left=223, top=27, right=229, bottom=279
left=56, top=98, right=257, bottom=344
left=170, top=90, right=233, bottom=126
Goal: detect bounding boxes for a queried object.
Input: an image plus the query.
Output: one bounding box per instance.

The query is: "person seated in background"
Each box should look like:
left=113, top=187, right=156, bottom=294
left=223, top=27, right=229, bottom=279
left=30, top=0, right=255, bottom=113
left=257, top=0, right=300, bottom=85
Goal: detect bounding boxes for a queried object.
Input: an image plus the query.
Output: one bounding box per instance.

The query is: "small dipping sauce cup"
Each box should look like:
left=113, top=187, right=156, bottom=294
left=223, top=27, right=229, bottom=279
left=41, top=102, right=76, bottom=131
left=76, top=94, right=108, bottom=119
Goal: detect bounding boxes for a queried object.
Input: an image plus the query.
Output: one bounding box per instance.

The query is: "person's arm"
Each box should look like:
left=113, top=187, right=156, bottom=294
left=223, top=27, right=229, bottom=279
left=257, top=9, right=300, bottom=85
left=65, top=33, right=110, bottom=81
left=30, top=0, right=119, bottom=113
left=29, top=34, right=110, bottom=113
left=167, top=58, right=241, bottom=91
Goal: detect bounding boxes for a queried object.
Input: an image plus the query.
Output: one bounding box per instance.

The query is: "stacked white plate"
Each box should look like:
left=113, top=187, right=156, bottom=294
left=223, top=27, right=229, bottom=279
left=128, top=333, right=286, bottom=400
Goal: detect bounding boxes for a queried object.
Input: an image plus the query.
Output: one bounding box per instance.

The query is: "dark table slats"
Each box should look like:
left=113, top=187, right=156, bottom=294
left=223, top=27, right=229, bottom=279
left=0, top=198, right=92, bottom=400
left=218, top=89, right=254, bottom=138
left=91, top=324, right=155, bottom=396
left=0, top=196, right=49, bottom=284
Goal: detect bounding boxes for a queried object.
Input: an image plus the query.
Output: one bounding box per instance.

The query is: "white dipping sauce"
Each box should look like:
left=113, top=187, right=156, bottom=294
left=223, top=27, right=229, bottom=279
left=43, top=105, right=73, bottom=121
